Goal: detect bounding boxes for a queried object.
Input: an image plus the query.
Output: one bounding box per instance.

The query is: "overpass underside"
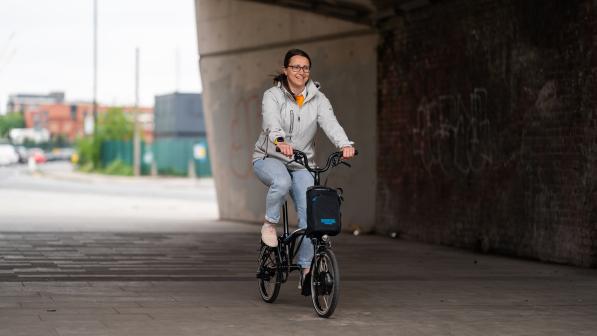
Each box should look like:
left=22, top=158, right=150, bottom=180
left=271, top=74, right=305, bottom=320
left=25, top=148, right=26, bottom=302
left=195, top=0, right=597, bottom=267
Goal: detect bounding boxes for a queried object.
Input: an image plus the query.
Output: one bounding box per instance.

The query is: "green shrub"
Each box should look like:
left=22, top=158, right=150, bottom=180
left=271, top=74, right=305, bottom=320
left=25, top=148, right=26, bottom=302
left=74, top=108, right=135, bottom=176
left=0, top=112, right=24, bottom=137
left=77, top=162, right=95, bottom=173
left=158, top=167, right=186, bottom=177
left=102, top=160, right=133, bottom=176
left=98, top=108, right=133, bottom=141
left=75, top=135, right=102, bottom=168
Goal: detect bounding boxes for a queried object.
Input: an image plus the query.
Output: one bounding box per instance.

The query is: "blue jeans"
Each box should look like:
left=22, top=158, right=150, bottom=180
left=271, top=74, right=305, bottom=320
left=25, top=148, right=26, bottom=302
left=253, top=158, right=314, bottom=268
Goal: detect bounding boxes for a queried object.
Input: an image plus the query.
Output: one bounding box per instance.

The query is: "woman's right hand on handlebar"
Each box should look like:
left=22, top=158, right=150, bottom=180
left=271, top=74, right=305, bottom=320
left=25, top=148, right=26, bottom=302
left=341, top=146, right=356, bottom=160
left=277, top=143, right=294, bottom=158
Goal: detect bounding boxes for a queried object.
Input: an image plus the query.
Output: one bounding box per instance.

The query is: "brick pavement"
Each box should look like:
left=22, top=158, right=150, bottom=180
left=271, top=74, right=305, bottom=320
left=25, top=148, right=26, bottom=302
left=1, top=226, right=597, bottom=335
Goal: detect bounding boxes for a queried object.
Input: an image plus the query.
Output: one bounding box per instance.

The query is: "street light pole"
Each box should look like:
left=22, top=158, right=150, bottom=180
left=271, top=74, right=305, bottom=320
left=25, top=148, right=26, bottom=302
left=92, top=0, right=98, bottom=131
left=133, top=47, right=140, bottom=176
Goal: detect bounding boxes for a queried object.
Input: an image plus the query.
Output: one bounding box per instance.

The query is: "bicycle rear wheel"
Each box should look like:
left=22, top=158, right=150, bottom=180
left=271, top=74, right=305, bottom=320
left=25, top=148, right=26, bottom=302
left=257, top=244, right=281, bottom=303
left=310, top=249, right=339, bottom=317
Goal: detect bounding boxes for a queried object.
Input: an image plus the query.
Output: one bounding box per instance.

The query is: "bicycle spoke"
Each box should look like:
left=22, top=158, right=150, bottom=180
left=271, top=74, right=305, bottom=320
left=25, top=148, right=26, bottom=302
left=258, top=246, right=281, bottom=303
left=311, top=249, right=339, bottom=318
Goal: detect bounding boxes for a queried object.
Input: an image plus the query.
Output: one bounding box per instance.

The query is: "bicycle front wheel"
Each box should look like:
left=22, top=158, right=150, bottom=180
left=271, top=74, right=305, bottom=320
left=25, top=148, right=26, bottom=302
left=257, top=244, right=281, bottom=303
left=310, top=249, right=340, bottom=317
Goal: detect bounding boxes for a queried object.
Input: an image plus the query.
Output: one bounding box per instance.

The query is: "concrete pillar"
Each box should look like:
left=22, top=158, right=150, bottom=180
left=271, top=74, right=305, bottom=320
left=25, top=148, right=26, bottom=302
left=195, top=0, right=377, bottom=231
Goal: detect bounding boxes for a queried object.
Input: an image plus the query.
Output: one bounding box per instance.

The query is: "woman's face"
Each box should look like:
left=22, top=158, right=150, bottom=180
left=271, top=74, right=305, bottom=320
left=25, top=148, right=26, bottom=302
left=283, top=55, right=310, bottom=89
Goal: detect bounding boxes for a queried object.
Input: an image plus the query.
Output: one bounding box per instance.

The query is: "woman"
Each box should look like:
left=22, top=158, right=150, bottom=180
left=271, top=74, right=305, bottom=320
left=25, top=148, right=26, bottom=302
left=252, top=49, right=355, bottom=287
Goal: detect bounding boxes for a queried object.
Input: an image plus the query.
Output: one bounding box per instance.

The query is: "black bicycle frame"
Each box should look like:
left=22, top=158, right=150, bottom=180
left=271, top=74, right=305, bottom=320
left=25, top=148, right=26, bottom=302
left=274, top=149, right=355, bottom=279
left=277, top=201, right=306, bottom=278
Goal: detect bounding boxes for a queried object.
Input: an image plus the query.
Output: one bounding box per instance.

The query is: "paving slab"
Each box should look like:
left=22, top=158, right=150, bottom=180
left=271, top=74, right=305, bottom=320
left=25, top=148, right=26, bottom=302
left=0, top=229, right=596, bottom=335
left=1, top=163, right=597, bottom=335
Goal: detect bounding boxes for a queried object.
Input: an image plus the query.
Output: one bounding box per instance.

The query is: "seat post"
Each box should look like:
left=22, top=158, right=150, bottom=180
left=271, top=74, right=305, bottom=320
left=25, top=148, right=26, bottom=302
left=282, top=201, right=289, bottom=236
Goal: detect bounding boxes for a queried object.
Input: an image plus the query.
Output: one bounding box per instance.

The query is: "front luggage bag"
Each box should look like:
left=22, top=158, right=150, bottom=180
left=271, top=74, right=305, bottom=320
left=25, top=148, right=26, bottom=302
left=306, top=186, right=342, bottom=237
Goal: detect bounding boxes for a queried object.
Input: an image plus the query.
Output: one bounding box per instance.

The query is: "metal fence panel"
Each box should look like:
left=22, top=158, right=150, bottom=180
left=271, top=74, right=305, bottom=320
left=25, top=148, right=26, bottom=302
left=152, top=137, right=212, bottom=177
left=100, top=138, right=211, bottom=177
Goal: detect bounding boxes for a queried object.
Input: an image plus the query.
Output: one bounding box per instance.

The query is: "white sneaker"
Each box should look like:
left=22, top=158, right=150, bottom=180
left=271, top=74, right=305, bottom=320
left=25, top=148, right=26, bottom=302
left=261, top=223, right=278, bottom=247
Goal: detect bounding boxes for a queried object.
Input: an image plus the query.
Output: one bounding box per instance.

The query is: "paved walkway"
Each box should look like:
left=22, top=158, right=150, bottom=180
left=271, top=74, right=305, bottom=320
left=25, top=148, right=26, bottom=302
left=1, top=227, right=597, bottom=336
left=1, top=163, right=597, bottom=335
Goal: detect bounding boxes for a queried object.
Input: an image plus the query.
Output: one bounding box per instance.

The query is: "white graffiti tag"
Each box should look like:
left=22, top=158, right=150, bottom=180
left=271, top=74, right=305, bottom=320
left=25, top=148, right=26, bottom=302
left=412, top=88, right=494, bottom=175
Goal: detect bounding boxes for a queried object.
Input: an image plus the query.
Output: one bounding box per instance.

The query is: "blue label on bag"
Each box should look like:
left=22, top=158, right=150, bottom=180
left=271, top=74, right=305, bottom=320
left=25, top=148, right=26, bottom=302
left=320, top=218, right=336, bottom=225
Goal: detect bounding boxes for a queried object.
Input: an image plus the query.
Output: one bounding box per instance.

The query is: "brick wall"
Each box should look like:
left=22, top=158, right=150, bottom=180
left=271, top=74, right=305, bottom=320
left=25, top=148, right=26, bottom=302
left=377, top=0, right=597, bottom=266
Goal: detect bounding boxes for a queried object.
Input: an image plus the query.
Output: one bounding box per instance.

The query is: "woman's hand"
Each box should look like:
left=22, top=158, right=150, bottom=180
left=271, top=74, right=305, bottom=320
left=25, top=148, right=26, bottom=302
left=277, top=143, right=294, bottom=158
left=341, top=146, right=355, bottom=159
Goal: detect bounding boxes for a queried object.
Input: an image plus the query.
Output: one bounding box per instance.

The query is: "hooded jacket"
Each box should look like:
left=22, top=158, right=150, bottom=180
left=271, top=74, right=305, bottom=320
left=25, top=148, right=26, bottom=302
left=252, top=79, right=353, bottom=170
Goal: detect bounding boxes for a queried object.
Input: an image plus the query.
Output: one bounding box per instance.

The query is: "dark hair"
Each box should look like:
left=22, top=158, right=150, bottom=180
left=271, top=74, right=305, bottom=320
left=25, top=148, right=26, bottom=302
left=272, top=49, right=312, bottom=84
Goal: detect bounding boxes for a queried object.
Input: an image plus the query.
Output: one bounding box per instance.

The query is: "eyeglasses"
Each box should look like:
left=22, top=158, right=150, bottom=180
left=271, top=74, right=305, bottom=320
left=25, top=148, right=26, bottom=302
left=287, top=64, right=310, bottom=73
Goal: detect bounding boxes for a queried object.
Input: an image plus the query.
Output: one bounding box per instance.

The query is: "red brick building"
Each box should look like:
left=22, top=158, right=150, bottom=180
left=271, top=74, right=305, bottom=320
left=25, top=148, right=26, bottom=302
left=24, top=103, right=154, bottom=143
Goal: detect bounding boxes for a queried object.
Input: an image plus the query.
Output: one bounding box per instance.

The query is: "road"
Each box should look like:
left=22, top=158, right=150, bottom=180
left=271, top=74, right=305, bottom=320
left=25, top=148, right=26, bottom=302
left=0, top=163, right=596, bottom=335
left=0, top=162, right=219, bottom=232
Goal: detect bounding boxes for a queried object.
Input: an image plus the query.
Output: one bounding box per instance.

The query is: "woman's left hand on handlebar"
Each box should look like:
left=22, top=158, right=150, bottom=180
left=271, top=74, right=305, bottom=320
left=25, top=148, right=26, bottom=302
left=341, top=146, right=355, bottom=159
left=277, top=143, right=294, bottom=158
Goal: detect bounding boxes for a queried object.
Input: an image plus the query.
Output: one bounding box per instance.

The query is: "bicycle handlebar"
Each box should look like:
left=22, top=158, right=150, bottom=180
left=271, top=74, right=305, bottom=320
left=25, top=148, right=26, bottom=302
left=275, top=147, right=358, bottom=174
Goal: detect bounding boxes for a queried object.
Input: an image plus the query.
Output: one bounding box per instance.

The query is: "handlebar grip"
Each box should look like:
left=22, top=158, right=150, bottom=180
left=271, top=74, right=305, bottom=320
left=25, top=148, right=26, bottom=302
left=339, top=149, right=358, bottom=157
left=276, top=146, right=304, bottom=156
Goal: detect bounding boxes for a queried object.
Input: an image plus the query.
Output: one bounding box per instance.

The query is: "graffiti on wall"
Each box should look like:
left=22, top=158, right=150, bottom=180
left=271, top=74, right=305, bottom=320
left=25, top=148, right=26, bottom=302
left=412, top=88, right=494, bottom=175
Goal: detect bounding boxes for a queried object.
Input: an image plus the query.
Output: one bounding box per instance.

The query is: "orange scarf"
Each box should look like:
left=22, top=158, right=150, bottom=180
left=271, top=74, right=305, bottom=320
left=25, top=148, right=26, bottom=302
left=295, top=94, right=304, bottom=108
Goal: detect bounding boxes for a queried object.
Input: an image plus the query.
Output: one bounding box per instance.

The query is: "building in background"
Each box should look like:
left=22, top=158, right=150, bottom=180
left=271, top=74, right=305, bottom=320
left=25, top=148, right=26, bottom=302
left=153, top=92, right=210, bottom=177
left=6, top=92, right=65, bottom=114
left=6, top=92, right=154, bottom=143
left=11, top=99, right=153, bottom=144
left=154, top=92, right=206, bottom=138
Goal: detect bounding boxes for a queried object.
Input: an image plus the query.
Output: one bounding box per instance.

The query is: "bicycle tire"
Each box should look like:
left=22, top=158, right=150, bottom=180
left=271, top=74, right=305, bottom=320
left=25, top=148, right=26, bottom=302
left=257, top=244, right=281, bottom=303
left=310, top=248, right=340, bottom=317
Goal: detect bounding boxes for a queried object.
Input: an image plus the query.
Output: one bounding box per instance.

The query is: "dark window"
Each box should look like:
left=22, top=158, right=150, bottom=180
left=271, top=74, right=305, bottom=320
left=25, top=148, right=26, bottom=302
left=70, top=105, right=77, bottom=121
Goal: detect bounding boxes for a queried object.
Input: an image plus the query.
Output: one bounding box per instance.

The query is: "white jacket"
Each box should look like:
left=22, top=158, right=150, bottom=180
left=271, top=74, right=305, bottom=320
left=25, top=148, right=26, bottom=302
left=252, top=80, right=353, bottom=170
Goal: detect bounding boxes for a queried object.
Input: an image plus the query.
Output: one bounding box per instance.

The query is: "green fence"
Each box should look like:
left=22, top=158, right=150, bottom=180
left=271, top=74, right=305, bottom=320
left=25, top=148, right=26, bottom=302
left=100, top=140, right=151, bottom=175
left=152, top=137, right=211, bottom=177
left=101, top=140, right=133, bottom=166
left=100, top=137, right=211, bottom=177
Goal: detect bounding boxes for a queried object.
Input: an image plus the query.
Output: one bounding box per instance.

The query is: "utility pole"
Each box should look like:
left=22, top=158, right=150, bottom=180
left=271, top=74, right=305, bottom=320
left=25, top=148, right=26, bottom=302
left=133, top=47, right=141, bottom=176
left=175, top=47, right=180, bottom=92
left=92, top=0, right=98, bottom=132
left=0, top=32, right=16, bottom=77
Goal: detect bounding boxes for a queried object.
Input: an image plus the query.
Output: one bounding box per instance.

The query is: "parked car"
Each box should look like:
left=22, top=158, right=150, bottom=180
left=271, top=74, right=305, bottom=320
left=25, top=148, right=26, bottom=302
left=14, top=145, right=28, bottom=163
left=59, top=148, right=75, bottom=161
left=44, top=150, right=58, bottom=162
left=0, top=144, right=19, bottom=166
left=28, top=148, right=47, bottom=164
left=49, top=147, right=75, bottom=161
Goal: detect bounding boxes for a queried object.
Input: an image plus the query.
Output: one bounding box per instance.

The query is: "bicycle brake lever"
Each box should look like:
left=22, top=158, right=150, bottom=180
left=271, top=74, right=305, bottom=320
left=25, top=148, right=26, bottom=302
left=340, top=161, right=352, bottom=168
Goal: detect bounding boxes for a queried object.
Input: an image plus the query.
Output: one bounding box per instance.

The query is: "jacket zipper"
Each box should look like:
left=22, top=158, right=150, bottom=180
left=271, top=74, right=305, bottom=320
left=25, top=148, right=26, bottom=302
left=289, top=109, right=294, bottom=135
left=282, top=85, right=306, bottom=140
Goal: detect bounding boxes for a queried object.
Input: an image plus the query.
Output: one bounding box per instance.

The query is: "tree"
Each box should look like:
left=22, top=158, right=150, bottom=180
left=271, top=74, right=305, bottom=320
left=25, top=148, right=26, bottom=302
left=0, top=112, right=25, bottom=137
left=75, top=107, right=134, bottom=169
left=97, top=107, right=133, bottom=141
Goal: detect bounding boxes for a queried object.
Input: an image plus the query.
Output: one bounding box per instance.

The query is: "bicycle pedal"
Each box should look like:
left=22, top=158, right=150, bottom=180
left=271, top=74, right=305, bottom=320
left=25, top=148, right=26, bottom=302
left=256, top=271, right=270, bottom=281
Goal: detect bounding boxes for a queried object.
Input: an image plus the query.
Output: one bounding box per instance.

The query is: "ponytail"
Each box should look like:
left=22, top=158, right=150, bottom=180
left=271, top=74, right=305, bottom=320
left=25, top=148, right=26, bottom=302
left=272, top=73, right=287, bottom=85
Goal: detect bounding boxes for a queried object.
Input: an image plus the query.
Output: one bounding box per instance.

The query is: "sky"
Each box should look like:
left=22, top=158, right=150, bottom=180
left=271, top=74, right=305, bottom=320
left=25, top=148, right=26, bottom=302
left=0, top=0, right=201, bottom=114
